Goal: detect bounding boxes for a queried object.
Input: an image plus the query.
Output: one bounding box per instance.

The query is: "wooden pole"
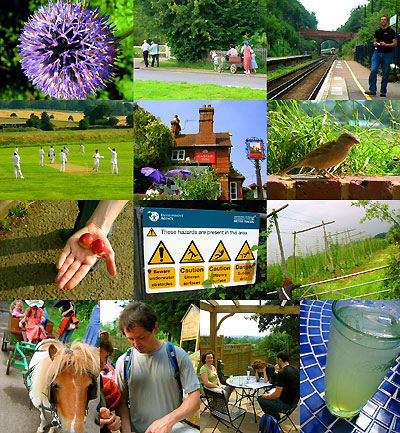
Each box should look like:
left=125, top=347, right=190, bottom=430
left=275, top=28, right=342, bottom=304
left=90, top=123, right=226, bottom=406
left=322, top=221, right=335, bottom=271
left=293, top=231, right=297, bottom=280
left=255, top=159, right=264, bottom=201
left=347, top=229, right=356, bottom=264
left=210, top=310, right=217, bottom=360
left=272, top=210, right=289, bottom=278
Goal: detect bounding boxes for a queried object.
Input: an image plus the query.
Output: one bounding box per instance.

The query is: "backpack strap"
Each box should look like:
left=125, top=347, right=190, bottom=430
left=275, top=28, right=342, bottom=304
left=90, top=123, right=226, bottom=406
left=166, top=342, right=183, bottom=401
left=258, top=414, right=265, bottom=433
left=123, top=347, right=133, bottom=407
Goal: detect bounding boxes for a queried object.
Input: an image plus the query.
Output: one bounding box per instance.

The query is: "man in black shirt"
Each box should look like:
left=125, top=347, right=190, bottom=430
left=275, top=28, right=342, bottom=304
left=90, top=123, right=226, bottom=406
left=365, top=16, right=397, bottom=97
left=257, top=351, right=300, bottom=419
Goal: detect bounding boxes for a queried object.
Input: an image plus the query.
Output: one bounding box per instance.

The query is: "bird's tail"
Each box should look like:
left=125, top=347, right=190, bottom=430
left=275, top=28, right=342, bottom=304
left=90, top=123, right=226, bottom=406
left=279, top=162, right=299, bottom=176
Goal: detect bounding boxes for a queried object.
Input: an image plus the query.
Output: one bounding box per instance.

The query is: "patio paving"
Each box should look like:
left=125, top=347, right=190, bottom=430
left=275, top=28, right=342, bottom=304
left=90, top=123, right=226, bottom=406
left=200, top=390, right=300, bottom=432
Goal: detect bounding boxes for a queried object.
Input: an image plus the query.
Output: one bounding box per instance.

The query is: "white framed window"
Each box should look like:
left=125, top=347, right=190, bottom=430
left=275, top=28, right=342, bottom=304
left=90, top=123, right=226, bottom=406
left=230, top=182, right=237, bottom=200
left=171, top=150, right=185, bottom=161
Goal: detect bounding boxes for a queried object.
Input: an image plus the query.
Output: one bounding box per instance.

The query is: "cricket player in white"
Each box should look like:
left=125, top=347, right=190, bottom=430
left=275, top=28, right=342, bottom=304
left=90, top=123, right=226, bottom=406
left=12, top=152, right=24, bottom=179
left=38, top=147, right=45, bottom=166
left=48, top=146, right=55, bottom=163
left=108, top=147, right=118, bottom=174
left=92, top=149, right=104, bottom=172
left=59, top=149, right=67, bottom=172
left=14, top=146, right=18, bottom=154
left=80, top=144, right=85, bottom=154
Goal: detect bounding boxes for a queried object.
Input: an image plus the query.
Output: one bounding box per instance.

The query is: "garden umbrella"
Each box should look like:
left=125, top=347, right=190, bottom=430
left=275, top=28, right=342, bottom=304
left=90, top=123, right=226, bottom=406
left=165, top=169, right=191, bottom=180
left=140, top=167, right=166, bottom=184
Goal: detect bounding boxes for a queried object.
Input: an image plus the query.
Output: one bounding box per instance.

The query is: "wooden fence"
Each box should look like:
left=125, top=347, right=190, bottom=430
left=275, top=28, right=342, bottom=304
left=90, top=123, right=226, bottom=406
left=200, top=336, right=269, bottom=376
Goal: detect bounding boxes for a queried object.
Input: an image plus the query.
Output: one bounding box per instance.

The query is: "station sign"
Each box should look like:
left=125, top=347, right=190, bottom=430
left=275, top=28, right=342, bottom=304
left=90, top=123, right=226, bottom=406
left=143, top=208, right=260, bottom=293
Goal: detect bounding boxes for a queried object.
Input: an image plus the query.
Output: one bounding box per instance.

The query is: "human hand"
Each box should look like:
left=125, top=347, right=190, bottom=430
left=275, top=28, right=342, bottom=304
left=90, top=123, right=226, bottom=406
left=144, top=415, right=174, bottom=433
left=100, top=415, right=122, bottom=432
left=55, top=223, right=116, bottom=290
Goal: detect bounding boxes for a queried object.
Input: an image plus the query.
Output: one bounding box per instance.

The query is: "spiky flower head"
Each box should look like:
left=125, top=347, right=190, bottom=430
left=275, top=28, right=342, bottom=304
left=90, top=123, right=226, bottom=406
left=18, top=0, right=118, bottom=100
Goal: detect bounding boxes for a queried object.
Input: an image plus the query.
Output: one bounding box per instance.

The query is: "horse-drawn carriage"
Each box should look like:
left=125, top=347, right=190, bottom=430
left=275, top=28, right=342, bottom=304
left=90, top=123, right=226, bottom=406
left=2, top=314, right=54, bottom=375
left=210, top=51, right=244, bottom=74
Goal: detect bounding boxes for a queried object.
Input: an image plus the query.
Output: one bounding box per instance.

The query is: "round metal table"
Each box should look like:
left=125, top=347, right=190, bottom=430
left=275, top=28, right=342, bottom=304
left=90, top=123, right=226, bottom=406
left=226, top=375, right=273, bottom=423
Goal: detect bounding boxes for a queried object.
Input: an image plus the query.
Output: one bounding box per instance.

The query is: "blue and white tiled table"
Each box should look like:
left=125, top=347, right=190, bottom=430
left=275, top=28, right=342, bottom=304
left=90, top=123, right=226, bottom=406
left=300, top=300, right=400, bottom=433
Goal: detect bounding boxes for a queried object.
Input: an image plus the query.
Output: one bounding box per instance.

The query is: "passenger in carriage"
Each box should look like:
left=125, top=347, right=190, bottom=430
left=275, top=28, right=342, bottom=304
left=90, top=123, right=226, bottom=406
left=20, top=300, right=47, bottom=343
left=226, top=44, right=238, bottom=61
left=10, top=300, right=24, bottom=319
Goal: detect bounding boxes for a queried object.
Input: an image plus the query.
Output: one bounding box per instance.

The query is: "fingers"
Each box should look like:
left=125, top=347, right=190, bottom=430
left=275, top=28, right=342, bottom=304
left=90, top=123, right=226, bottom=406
left=105, top=248, right=116, bottom=276
left=56, top=258, right=82, bottom=289
left=56, top=244, right=72, bottom=270
left=64, top=263, right=93, bottom=290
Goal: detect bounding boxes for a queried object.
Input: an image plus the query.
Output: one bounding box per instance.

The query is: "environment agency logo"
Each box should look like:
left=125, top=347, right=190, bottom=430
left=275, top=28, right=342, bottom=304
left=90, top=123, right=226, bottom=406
left=148, top=211, right=160, bottom=222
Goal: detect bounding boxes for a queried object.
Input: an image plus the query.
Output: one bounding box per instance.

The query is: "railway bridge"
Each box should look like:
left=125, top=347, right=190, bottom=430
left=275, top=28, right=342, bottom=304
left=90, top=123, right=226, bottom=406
left=299, top=29, right=356, bottom=55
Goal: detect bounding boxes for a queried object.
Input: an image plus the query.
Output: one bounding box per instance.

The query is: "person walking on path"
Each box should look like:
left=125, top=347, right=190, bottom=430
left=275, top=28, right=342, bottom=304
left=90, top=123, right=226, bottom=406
left=93, top=149, right=104, bottom=172
left=141, top=40, right=150, bottom=67
left=38, top=146, right=45, bottom=166
left=59, top=148, right=67, bottom=172
left=82, top=301, right=100, bottom=346
left=108, top=147, right=118, bottom=174
left=251, top=49, right=258, bottom=74
left=365, top=16, right=397, bottom=97
left=241, top=41, right=252, bottom=74
left=12, top=151, right=24, bottom=179
left=150, top=41, right=159, bottom=67
left=48, top=145, right=55, bottom=163
left=56, top=300, right=78, bottom=344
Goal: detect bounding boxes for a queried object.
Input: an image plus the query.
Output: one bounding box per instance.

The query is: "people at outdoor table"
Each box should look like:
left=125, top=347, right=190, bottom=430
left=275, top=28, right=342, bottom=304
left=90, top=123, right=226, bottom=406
left=257, top=351, right=300, bottom=420
left=200, top=351, right=234, bottom=401
left=252, top=359, right=277, bottom=386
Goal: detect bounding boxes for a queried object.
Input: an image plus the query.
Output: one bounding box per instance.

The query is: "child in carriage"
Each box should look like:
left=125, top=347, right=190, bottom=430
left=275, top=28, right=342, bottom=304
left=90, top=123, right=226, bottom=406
left=10, top=300, right=24, bottom=319
left=20, top=300, right=47, bottom=343
left=226, top=44, right=238, bottom=61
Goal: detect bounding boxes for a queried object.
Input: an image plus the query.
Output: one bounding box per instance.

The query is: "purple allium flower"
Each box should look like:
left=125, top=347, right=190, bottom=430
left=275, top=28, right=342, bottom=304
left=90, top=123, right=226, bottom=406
left=18, top=0, right=118, bottom=99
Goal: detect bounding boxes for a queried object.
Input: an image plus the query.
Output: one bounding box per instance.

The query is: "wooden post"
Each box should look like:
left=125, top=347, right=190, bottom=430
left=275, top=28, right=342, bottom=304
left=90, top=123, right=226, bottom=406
left=293, top=231, right=297, bottom=280
left=210, top=310, right=217, bottom=360
left=272, top=211, right=289, bottom=278
left=322, top=221, right=335, bottom=271
left=347, top=229, right=356, bottom=264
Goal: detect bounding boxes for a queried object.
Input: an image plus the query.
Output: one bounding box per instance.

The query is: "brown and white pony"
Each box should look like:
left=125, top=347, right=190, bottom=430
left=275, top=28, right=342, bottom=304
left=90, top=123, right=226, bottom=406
left=209, top=50, right=227, bottom=71
left=27, top=339, right=99, bottom=433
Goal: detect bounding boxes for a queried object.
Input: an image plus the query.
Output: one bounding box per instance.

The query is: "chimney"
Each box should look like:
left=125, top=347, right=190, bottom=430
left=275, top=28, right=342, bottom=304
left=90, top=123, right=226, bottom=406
left=170, top=114, right=181, bottom=137
left=197, top=104, right=216, bottom=144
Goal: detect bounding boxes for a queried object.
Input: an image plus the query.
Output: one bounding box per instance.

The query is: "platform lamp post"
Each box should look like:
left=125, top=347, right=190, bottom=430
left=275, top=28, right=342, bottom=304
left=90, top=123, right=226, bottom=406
left=245, top=137, right=266, bottom=201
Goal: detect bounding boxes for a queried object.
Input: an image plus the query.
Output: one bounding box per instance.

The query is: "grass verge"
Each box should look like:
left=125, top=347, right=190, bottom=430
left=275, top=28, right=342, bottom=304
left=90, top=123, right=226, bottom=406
left=134, top=80, right=266, bottom=100
left=267, top=60, right=316, bottom=80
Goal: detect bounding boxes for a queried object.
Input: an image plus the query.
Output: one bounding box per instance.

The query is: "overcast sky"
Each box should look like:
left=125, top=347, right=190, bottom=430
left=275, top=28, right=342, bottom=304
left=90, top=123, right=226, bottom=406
left=137, top=101, right=267, bottom=187
left=267, top=201, right=395, bottom=263
left=299, top=0, right=366, bottom=31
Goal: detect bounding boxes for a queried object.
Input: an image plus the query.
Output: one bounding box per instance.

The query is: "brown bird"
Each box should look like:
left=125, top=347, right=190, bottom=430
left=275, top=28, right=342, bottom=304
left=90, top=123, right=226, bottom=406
left=279, top=132, right=360, bottom=178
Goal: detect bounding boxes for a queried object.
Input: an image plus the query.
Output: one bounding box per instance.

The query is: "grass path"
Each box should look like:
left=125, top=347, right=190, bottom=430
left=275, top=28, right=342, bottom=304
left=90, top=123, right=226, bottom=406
left=294, top=246, right=396, bottom=300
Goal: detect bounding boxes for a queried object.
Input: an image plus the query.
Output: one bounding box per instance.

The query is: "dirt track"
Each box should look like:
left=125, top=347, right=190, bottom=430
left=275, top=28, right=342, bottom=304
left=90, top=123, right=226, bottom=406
left=0, top=201, right=133, bottom=299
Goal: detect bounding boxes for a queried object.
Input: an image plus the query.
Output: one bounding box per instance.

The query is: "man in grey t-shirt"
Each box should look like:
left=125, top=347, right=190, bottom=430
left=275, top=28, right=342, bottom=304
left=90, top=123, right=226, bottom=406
left=115, top=302, right=200, bottom=433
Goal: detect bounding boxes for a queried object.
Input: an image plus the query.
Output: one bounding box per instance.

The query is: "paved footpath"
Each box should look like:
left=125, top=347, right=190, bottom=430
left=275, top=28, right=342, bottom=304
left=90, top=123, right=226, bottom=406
left=319, top=59, right=400, bottom=100
left=134, top=64, right=266, bottom=90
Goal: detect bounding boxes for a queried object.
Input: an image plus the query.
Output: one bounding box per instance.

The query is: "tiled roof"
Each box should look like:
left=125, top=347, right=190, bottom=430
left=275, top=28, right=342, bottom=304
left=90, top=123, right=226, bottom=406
left=175, top=132, right=232, bottom=147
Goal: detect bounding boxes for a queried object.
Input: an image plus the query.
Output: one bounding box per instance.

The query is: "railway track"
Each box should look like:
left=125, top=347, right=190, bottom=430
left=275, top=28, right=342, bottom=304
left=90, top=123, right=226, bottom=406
left=267, top=56, right=335, bottom=100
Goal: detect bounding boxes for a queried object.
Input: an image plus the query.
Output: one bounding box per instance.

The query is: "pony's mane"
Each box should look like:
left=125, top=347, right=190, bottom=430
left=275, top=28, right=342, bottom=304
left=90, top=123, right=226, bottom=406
left=30, top=340, right=99, bottom=405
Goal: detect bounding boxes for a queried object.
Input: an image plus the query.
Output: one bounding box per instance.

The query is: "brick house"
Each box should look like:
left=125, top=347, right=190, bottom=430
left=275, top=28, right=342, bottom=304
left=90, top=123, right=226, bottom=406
left=169, top=104, right=245, bottom=200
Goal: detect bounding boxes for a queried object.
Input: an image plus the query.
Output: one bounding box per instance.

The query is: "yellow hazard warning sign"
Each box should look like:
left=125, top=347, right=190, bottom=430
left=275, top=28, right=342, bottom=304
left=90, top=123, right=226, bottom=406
left=209, top=241, right=231, bottom=262
left=148, top=241, right=175, bottom=265
left=148, top=267, right=175, bottom=289
left=233, top=263, right=255, bottom=282
left=147, top=228, right=157, bottom=237
left=235, top=241, right=255, bottom=261
left=179, top=266, right=204, bottom=287
left=180, top=241, right=204, bottom=263
left=208, top=264, right=231, bottom=284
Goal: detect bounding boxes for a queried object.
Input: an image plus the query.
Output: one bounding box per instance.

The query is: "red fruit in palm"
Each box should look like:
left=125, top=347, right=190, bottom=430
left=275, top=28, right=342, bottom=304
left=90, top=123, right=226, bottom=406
left=91, top=238, right=105, bottom=255
left=78, top=233, right=93, bottom=248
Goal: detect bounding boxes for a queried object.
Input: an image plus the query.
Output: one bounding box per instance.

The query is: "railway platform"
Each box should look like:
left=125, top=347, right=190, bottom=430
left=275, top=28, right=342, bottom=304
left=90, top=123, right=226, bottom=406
left=319, top=59, right=400, bottom=100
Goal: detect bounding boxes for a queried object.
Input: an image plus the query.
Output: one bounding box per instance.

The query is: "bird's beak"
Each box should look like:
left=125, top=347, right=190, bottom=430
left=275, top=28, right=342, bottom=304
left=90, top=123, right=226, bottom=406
left=354, top=138, right=360, bottom=144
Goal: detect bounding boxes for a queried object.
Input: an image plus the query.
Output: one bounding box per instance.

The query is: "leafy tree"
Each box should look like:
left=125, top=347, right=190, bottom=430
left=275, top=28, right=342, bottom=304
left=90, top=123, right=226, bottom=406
left=126, top=113, right=133, bottom=127
left=26, top=114, right=41, bottom=128
left=134, top=104, right=175, bottom=192
left=68, top=115, right=74, bottom=121
left=79, top=118, right=89, bottom=130
left=10, top=113, right=17, bottom=117
left=173, top=167, right=221, bottom=200
left=84, top=102, right=114, bottom=125
left=108, top=116, right=119, bottom=127
left=40, top=111, right=54, bottom=131
left=50, top=114, right=55, bottom=119
left=137, top=0, right=266, bottom=61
